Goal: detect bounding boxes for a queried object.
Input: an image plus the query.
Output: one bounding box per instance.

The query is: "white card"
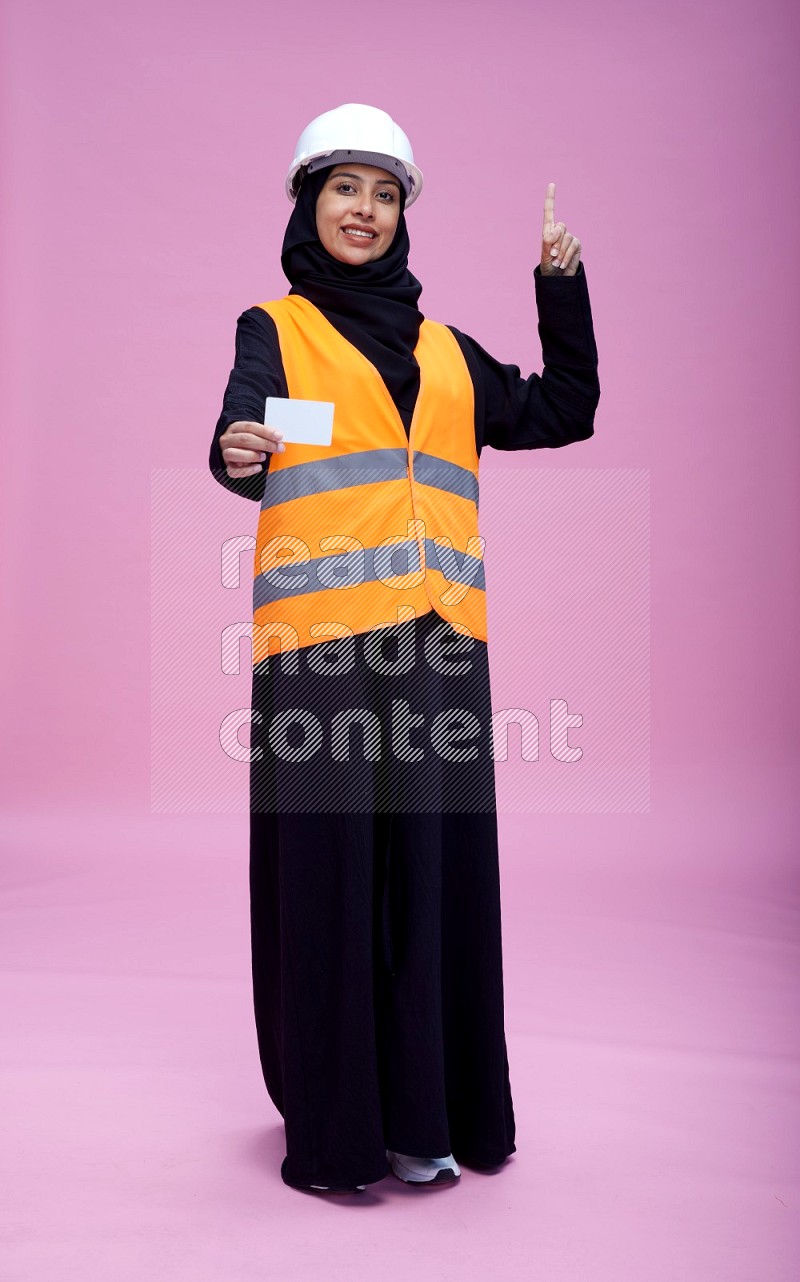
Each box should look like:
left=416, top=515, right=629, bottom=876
left=265, top=396, right=334, bottom=446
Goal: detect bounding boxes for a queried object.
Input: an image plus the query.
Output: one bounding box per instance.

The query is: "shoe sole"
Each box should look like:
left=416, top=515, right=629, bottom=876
left=309, top=1185, right=366, bottom=1193
left=389, top=1165, right=459, bottom=1186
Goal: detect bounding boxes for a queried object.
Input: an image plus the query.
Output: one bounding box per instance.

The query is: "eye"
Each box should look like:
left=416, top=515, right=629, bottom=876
left=335, top=182, right=356, bottom=194
left=377, top=190, right=396, bottom=202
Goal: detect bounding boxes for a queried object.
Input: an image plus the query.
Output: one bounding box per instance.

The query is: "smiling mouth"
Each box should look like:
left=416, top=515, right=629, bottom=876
left=341, top=227, right=377, bottom=241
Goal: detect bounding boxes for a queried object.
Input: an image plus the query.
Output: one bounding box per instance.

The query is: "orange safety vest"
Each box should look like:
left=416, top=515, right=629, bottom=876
left=251, top=294, right=487, bottom=668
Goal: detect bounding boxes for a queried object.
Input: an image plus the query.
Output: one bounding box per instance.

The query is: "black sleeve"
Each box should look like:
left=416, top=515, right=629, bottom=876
left=208, top=306, right=290, bottom=502
left=447, top=261, right=600, bottom=454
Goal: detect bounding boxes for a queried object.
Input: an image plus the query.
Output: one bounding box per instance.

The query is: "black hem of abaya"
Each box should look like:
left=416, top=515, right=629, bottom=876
left=280, top=1154, right=390, bottom=1192
left=453, top=1142, right=517, bottom=1170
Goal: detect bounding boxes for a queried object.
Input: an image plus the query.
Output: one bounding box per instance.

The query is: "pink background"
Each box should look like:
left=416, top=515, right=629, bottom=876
left=2, top=0, right=798, bottom=1277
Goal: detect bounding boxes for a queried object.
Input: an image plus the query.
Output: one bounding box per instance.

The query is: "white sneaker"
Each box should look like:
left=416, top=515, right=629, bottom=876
left=387, top=1150, right=461, bottom=1185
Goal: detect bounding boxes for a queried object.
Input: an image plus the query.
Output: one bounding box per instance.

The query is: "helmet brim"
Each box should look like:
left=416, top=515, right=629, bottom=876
left=285, top=150, right=424, bottom=208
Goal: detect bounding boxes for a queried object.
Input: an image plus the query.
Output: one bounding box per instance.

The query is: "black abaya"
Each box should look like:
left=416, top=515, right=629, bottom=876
left=249, top=607, right=515, bottom=1189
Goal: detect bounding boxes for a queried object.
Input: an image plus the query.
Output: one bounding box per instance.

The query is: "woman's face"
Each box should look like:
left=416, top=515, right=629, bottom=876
left=315, top=163, right=402, bottom=264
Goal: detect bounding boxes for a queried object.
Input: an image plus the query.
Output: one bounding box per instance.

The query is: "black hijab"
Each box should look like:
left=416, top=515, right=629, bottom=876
left=280, top=165, right=424, bottom=429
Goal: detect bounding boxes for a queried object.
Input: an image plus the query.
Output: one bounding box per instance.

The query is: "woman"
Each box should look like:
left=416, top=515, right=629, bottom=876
left=209, top=104, right=600, bottom=1194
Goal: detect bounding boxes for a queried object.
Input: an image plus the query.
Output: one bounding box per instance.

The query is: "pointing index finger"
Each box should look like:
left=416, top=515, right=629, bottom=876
left=543, top=181, right=556, bottom=233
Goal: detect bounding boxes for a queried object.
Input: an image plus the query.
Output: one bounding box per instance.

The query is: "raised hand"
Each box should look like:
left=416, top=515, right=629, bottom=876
left=540, top=182, right=582, bottom=276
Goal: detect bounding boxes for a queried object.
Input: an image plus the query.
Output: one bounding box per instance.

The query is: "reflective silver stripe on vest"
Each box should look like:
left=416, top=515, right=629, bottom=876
left=253, top=537, right=485, bottom=609
left=259, top=448, right=479, bottom=510
left=423, top=538, right=485, bottom=591
left=260, top=449, right=407, bottom=510
left=412, top=451, right=479, bottom=506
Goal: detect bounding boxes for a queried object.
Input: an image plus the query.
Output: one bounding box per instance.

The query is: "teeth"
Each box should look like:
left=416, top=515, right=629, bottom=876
left=343, top=228, right=375, bottom=238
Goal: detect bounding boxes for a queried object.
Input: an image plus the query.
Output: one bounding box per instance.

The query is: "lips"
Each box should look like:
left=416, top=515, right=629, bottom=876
left=340, top=225, right=377, bottom=241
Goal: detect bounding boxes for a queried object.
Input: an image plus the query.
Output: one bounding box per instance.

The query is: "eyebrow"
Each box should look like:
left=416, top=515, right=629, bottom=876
left=328, top=170, right=402, bottom=192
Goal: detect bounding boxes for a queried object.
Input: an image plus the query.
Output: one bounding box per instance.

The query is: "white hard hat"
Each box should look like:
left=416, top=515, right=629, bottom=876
left=286, top=103, right=424, bottom=208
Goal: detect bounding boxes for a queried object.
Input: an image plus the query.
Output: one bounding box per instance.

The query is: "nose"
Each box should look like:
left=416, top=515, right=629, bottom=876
left=353, top=193, right=376, bottom=219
